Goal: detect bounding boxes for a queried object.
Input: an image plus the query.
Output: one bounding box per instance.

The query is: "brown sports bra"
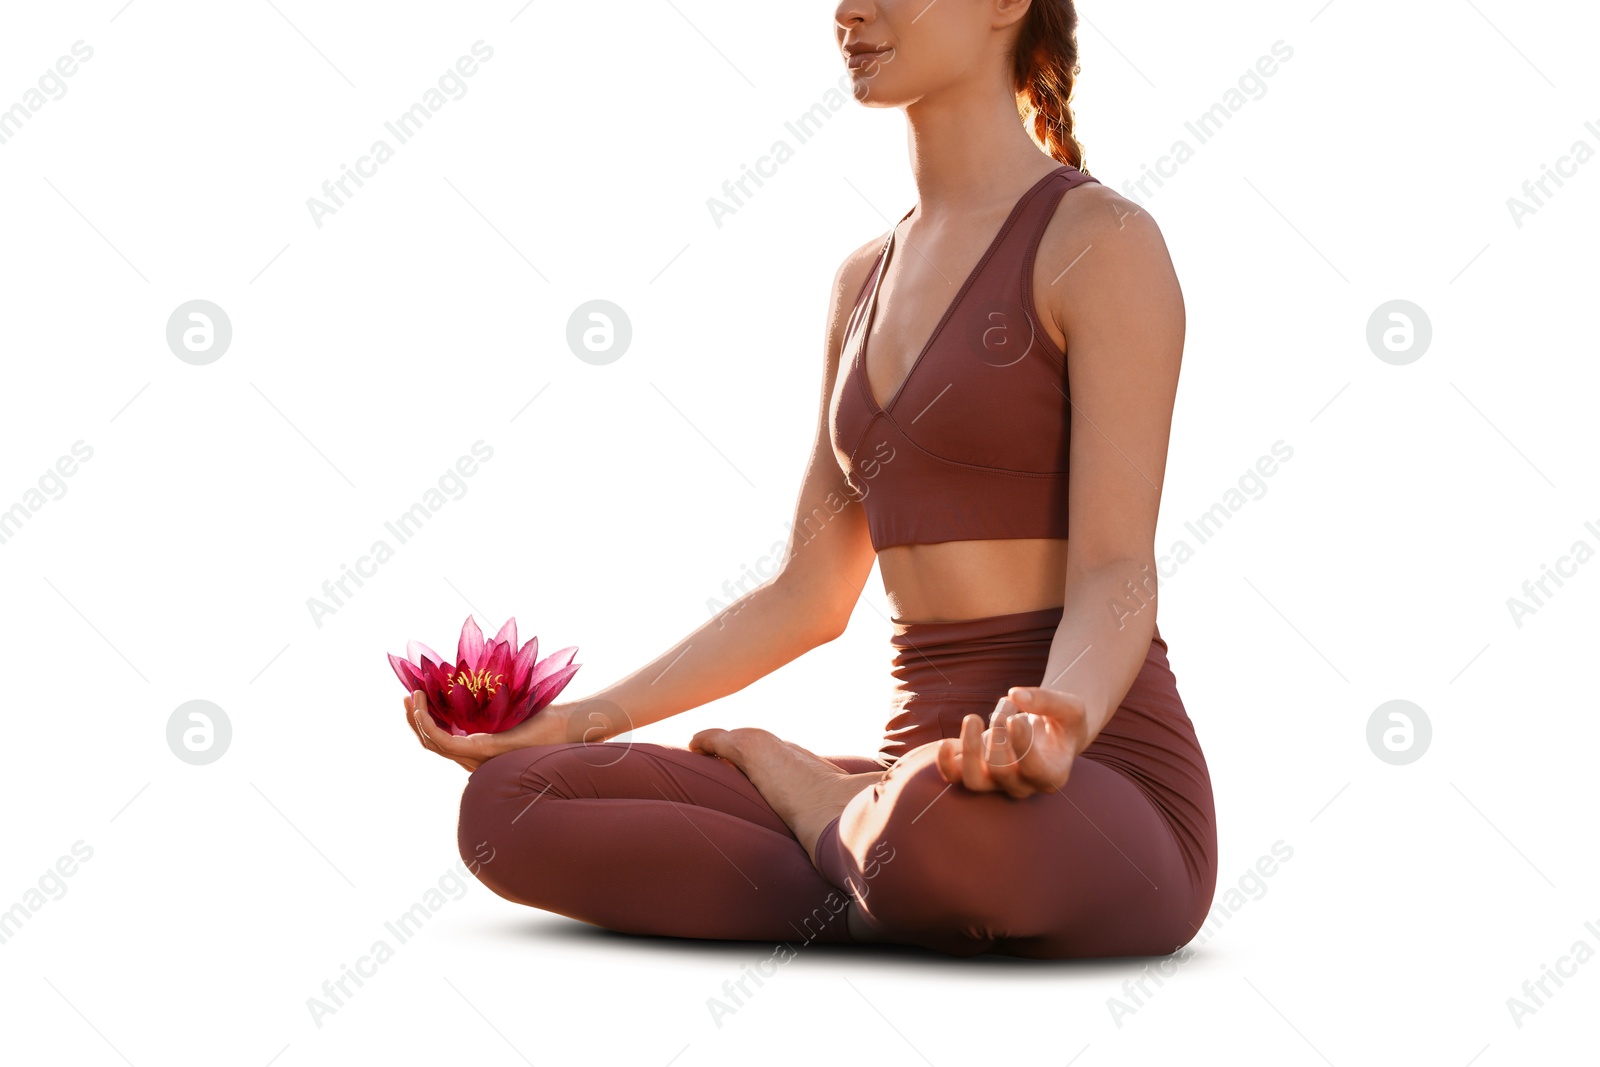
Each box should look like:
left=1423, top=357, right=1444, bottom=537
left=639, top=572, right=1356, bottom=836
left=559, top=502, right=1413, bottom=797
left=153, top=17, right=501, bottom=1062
left=830, top=164, right=1101, bottom=551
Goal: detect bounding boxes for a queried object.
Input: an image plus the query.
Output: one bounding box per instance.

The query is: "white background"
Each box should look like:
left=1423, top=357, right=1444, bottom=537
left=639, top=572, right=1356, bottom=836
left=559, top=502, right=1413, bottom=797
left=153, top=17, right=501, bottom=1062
left=2, top=0, right=1596, bottom=1064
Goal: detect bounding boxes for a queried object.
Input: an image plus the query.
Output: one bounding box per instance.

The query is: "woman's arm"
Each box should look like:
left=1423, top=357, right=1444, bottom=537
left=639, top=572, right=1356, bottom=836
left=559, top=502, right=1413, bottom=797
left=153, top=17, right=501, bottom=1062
left=937, top=189, right=1185, bottom=795
left=563, top=240, right=886, bottom=745
left=1038, top=189, right=1182, bottom=745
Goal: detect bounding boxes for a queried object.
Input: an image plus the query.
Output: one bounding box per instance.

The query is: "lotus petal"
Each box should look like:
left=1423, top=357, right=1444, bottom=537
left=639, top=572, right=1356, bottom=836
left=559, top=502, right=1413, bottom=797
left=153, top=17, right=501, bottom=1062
left=492, top=617, right=518, bottom=653
left=521, top=646, right=579, bottom=697
left=457, top=615, right=486, bottom=670
left=407, top=640, right=447, bottom=669
left=528, top=662, right=582, bottom=709
left=389, top=652, right=422, bottom=691
left=510, top=635, right=541, bottom=690
left=480, top=684, right=515, bottom=732
left=484, top=638, right=514, bottom=683
left=417, top=661, right=451, bottom=706
left=527, top=646, right=579, bottom=688
left=445, top=675, right=479, bottom=732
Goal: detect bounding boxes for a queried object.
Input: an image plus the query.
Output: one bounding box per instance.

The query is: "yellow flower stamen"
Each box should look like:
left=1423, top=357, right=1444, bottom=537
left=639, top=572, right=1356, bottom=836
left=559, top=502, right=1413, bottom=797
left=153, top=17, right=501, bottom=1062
left=447, top=668, right=505, bottom=698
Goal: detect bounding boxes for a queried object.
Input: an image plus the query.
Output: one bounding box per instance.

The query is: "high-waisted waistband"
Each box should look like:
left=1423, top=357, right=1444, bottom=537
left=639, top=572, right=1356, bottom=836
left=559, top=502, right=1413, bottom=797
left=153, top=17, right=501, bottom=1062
left=890, top=606, right=1165, bottom=689
left=881, top=603, right=1171, bottom=760
left=890, top=605, right=1064, bottom=697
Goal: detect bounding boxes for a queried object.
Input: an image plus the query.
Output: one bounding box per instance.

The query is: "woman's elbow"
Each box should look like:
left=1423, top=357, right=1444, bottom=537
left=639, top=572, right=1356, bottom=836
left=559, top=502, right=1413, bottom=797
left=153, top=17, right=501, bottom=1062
left=772, top=567, right=855, bottom=645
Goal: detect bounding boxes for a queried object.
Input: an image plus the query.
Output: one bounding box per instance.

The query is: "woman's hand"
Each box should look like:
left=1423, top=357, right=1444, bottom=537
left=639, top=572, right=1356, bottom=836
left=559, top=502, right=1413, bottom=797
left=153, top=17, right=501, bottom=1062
left=935, top=686, right=1090, bottom=798
left=404, top=690, right=573, bottom=773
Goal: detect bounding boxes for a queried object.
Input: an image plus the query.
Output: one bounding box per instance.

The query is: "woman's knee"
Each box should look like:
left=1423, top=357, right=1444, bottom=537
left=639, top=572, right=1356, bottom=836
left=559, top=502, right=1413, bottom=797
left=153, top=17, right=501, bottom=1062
left=837, top=747, right=1006, bottom=934
left=455, top=745, right=577, bottom=874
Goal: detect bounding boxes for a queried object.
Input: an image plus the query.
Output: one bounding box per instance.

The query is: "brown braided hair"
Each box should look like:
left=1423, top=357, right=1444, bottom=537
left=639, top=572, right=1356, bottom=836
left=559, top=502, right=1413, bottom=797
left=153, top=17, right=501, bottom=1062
left=1013, top=0, right=1089, bottom=174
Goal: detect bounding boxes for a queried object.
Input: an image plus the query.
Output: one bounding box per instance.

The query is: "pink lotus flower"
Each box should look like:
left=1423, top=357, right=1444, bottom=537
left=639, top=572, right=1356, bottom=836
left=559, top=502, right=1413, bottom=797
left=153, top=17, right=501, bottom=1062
left=390, top=615, right=580, bottom=736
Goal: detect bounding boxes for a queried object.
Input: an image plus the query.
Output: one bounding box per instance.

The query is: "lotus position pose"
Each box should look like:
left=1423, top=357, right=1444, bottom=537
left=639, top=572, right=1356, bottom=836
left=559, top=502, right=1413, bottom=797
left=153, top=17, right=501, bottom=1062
left=408, top=0, right=1217, bottom=958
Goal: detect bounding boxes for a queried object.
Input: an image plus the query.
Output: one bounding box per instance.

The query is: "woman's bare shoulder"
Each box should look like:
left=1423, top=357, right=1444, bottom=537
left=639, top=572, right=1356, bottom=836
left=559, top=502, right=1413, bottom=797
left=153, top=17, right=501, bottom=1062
left=822, top=229, right=895, bottom=357
left=1037, top=180, right=1182, bottom=338
left=835, top=230, right=891, bottom=312
left=1047, top=179, right=1166, bottom=257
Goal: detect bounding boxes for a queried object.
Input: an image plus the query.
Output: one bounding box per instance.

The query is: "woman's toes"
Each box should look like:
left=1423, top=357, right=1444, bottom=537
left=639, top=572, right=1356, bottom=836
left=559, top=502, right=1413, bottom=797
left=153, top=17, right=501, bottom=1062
left=692, top=727, right=756, bottom=762
left=724, top=727, right=775, bottom=749
left=693, top=727, right=781, bottom=764
left=689, top=728, right=727, bottom=755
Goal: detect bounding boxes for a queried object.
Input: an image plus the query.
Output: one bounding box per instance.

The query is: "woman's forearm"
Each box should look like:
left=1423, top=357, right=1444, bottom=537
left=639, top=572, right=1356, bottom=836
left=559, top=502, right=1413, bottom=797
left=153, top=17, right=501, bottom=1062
left=561, top=572, right=839, bottom=743
left=1038, top=557, right=1161, bottom=748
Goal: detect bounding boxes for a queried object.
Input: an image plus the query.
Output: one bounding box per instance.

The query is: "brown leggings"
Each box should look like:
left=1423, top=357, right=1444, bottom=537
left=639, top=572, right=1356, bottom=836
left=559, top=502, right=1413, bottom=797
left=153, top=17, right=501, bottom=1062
left=456, top=606, right=1218, bottom=958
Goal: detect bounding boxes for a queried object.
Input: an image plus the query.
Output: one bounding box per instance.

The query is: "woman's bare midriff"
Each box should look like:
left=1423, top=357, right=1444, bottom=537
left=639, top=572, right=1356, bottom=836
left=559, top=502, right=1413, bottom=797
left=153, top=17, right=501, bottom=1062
left=878, top=537, right=1068, bottom=624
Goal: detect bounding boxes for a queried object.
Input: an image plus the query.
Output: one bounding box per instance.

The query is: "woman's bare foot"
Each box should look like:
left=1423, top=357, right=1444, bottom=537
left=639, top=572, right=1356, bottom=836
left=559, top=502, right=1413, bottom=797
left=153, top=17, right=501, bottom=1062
left=689, top=727, right=883, bottom=867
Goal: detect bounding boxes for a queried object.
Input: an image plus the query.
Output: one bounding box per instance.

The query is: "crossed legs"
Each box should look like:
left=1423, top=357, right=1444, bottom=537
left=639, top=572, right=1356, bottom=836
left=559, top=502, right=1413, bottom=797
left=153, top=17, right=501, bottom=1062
left=459, top=721, right=1209, bottom=958
left=456, top=740, right=886, bottom=945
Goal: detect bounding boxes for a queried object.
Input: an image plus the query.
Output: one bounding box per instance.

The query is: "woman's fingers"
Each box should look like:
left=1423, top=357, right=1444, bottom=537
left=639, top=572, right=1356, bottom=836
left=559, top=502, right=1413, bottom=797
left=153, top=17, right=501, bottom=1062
left=1012, top=715, right=1061, bottom=793
left=985, top=700, right=1036, bottom=799
left=929, top=687, right=1100, bottom=796
left=1009, top=687, right=1087, bottom=793
left=412, top=693, right=444, bottom=749
left=405, top=692, right=488, bottom=771
left=404, top=690, right=517, bottom=774
left=938, top=707, right=1042, bottom=795
left=959, top=713, right=993, bottom=792
left=981, top=699, right=1019, bottom=792
left=405, top=691, right=432, bottom=749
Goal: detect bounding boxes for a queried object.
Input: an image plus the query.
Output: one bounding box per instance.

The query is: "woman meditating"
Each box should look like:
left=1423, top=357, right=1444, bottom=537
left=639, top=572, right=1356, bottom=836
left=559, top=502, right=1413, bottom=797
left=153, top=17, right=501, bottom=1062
left=407, top=0, right=1217, bottom=959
